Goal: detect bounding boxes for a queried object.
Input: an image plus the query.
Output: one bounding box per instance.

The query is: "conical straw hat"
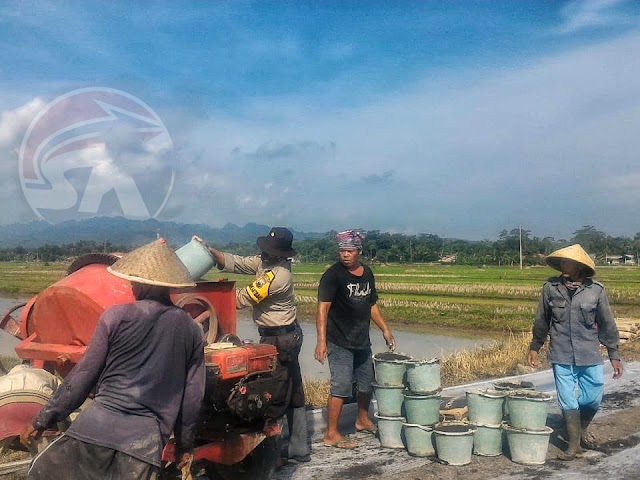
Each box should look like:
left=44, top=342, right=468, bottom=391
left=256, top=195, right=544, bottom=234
left=108, top=238, right=196, bottom=288
left=545, top=244, right=595, bottom=277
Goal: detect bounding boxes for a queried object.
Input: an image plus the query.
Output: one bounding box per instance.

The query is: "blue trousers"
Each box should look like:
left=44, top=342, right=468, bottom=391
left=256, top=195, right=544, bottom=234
left=552, top=363, right=604, bottom=411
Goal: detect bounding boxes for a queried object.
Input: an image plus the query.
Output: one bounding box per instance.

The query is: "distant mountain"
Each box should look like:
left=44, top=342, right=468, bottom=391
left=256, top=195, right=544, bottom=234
left=0, top=217, right=323, bottom=249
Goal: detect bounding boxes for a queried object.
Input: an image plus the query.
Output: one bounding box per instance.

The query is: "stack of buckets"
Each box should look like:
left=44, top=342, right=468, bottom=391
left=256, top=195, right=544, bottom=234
left=372, top=353, right=442, bottom=457
left=466, top=389, right=506, bottom=458
left=372, top=355, right=554, bottom=466
left=502, top=389, right=554, bottom=465
left=466, top=383, right=553, bottom=465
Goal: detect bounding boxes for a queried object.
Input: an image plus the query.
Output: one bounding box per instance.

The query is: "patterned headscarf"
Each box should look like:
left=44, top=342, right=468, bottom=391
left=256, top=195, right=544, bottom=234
left=336, top=230, right=364, bottom=251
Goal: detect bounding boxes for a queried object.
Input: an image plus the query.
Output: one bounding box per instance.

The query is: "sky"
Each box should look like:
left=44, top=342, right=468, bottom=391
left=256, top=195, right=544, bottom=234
left=1, top=1, right=639, bottom=241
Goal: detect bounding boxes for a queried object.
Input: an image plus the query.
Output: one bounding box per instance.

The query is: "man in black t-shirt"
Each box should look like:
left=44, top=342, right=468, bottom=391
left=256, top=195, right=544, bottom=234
left=314, top=230, right=396, bottom=449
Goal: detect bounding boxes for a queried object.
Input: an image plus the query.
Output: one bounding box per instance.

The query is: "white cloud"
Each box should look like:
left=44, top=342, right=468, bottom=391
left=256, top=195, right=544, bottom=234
left=556, top=0, right=634, bottom=34
left=165, top=31, right=640, bottom=239
left=0, top=98, right=45, bottom=148
left=2, top=12, right=640, bottom=239
left=0, top=98, right=48, bottom=223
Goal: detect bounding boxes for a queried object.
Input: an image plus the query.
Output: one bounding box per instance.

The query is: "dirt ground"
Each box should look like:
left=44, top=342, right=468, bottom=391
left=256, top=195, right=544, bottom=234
left=353, top=342, right=640, bottom=480
left=3, top=343, right=640, bottom=479
left=3, top=397, right=640, bottom=480
left=10, top=409, right=640, bottom=480
left=393, top=391, right=640, bottom=480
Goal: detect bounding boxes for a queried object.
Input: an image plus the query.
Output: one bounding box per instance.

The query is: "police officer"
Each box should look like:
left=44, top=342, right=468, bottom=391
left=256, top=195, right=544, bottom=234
left=200, top=227, right=310, bottom=464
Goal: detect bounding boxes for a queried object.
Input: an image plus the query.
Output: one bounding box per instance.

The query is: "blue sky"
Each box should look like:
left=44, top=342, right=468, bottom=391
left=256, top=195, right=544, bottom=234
left=1, top=1, right=639, bottom=240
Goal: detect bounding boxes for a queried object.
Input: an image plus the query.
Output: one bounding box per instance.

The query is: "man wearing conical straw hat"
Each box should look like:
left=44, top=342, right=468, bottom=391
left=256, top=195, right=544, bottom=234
left=22, top=239, right=204, bottom=480
left=527, top=244, right=623, bottom=461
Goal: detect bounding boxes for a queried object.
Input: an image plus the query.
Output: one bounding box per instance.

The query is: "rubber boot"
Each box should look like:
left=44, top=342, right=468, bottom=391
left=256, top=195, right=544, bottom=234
left=286, top=406, right=311, bottom=462
left=580, top=407, right=598, bottom=450
left=557, top=409, right=583, bottom=461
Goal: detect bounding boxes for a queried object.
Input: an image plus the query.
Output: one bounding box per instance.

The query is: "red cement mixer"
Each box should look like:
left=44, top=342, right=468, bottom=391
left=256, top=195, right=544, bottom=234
left=0, top=253, right=281, bottom=479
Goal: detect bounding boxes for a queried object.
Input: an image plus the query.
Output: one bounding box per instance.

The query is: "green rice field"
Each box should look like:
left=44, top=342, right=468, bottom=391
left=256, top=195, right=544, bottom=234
left=286, top=263, right=640, bottom=332
left=2, top=261, right=639, bottom=333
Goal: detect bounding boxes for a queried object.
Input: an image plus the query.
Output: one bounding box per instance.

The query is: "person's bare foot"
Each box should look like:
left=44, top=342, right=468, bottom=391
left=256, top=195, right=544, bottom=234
left=354, top=421, right=377, bottom=434
left=323, top=434, right=358, bottom=449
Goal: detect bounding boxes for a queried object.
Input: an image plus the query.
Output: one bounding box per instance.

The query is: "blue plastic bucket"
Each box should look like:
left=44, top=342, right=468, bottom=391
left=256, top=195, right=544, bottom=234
left=405, top=358, right=440, bottom=393
left=403, top=390, right=441, bottom=426
left=373, top=384, right=405, bottom=417
left=176, top=238, right=216, bottom=280
left=403, top=423, right=435, bottom=457
left=373, top=352, right=412, bottom=386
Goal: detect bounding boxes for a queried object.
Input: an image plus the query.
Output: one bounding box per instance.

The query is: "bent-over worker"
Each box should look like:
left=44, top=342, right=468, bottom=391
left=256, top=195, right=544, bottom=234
left=22, top=239, right=205, bottom=480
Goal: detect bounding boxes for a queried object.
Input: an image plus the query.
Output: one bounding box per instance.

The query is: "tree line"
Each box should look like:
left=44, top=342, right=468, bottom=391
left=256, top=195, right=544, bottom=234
left=1, top=225, right=639, bottom=266
left=0, top=240, right=130, bottom=263
left=291, top=225, right=640, bottom=265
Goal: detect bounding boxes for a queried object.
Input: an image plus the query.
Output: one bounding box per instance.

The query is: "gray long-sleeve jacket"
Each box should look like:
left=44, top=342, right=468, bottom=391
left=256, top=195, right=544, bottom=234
left=221, top=253, right=296, bottom=328
left=529, top=277, right=621, bottom=366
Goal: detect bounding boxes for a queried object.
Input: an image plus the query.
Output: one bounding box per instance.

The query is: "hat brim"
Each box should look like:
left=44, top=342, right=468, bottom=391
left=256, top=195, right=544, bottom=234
left=545, top=244, right=595, bottom=277
left=545, top=257, right=595, bottom=278
left=106, top=238, right=197, bottom=288
left=256, top=236, right=297, bottom=258
left=107, top=267, right=196, bottom=288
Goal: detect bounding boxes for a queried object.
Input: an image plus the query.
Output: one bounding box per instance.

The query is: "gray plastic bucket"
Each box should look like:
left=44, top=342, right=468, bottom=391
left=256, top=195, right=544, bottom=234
left=433, top=421, right=476, bottom=466
left=472, top=423, right=502, bottom=456
left=466, top=389, right=506, bottom=426
left=405, top=357, right=440, bottom=393
left=373, top=352, right=412, bottom=386
left=175, top=238, right=216, bottom=280
left=373, top=384, right=405, bottom=417
left=403, top=390, right=441, bottom=426
left=375, top=413, right=405, bottom=449
left=505, top=391, right=551, bottom=431
left=504, top=423, right=553, bottom=465
left=403, top=423, right=435, bottom=457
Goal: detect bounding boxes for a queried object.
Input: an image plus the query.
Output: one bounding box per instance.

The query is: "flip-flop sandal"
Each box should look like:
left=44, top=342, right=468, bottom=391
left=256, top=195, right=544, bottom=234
left=323, top=438, right=358, bottom=449
left=355, top=426, right=378, bottom=435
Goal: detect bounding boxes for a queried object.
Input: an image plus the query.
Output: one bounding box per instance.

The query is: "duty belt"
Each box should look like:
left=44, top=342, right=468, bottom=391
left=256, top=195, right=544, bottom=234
left=258, top=321, right=299, bottom=337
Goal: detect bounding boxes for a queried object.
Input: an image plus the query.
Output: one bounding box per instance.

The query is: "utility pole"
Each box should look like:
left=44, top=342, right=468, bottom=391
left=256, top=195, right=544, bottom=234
left=519, top=225, right=523, bottom=270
